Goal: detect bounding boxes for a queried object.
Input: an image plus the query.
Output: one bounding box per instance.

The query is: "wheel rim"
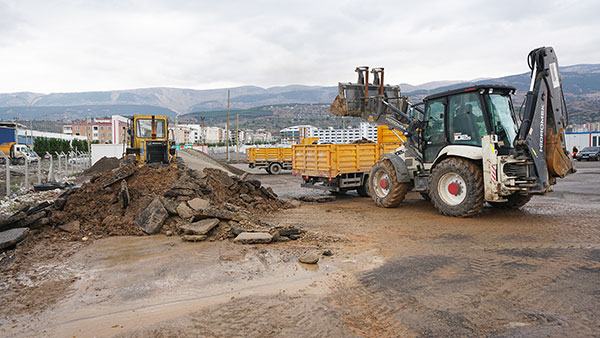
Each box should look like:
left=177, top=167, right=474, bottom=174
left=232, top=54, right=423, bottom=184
left=437, top=172, right=467, bottom=206
left=271, top=164, right=281, bottom=174
left=372, top=169, right=391, bottom=198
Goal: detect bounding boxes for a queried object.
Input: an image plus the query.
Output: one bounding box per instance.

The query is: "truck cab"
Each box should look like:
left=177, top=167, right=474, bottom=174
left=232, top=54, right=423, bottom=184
left=0, top=142, right=38, bottom=165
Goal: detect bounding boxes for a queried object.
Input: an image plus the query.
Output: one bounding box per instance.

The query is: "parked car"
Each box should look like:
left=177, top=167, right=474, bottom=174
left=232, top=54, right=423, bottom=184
left=576, top=146, right=600, bottom=161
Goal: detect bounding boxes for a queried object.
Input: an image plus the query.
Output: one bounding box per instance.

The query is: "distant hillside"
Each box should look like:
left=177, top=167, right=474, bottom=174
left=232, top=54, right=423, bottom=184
left=0, top=64, right=598, bottom=123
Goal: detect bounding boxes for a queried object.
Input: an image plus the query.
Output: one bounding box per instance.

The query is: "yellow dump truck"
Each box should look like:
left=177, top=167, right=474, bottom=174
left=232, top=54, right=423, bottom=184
left=292, top=126, right=403, bottom=195
left=247, top=147, right=292, bottom=174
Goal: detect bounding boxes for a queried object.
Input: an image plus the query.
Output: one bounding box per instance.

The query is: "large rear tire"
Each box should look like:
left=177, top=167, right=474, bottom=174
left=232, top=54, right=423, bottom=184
left=268, top=162, right=282, bottom=175
left=429, top=158, right=484, bottom=217
left=488, top=194, right=532, bottom=209
left=368, top=159, right=408, bottom=208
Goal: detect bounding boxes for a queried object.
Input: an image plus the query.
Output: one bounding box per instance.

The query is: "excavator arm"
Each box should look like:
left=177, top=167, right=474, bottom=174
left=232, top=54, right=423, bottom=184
left=515, top=46, right=575, bottom=192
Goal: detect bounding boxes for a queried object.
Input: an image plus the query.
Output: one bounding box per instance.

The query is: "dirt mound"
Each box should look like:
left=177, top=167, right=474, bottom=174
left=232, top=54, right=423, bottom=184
left=50, top=163, right=289, bottom=239
left=83, top=157, right=120, bottom=176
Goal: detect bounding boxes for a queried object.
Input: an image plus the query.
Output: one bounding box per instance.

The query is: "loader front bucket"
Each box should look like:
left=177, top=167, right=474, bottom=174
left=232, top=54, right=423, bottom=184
left=329, top=82, right=404, bottom=119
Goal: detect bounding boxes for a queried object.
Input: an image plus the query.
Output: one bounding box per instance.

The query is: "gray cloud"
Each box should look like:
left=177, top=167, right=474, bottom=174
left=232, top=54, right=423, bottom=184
left=0, top=0, right=598, bottom=93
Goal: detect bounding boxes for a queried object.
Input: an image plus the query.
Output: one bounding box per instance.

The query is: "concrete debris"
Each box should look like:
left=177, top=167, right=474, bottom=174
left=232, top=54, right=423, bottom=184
left=298, top=252, right=320, bottom=264
left=182, top=235, right=208, bottom=242
left=120, top=180, right=130, bottom=209
left=59, top=220, right=81, bottom=233
left=159, top=197, right=178, bottom=215
left=23, top=211, right=47, bottom=228
left=0, top=228, right=29, bottom=251
left=135, top=197, right=168, bottom=234
left=0, top=212, right=26, bottom=232
left=179, top=218, right=220, bottom=236
left=234, top=232, right=273, bottom=244
left=187, top=197, right=210, bottom=211
left=101, top=168, right=135, bottom=188
left=298, top=195, right=336, bottom=203
left=176, top=202, right=194, bottom=220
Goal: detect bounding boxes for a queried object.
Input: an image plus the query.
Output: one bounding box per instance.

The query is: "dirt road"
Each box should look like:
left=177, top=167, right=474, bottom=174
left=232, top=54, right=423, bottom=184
left=1, top=161, right=598, bottom=337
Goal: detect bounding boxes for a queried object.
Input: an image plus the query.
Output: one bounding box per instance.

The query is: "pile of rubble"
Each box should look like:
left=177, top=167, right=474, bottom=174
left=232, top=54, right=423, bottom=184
left=1, top=161, right=303, bottom=250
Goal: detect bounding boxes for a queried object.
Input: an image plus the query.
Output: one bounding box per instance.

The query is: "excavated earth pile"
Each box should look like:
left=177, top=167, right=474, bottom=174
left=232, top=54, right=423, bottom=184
left=49, top=163, right=291, bottom=241
left=0, top=161, right=298, bottom=252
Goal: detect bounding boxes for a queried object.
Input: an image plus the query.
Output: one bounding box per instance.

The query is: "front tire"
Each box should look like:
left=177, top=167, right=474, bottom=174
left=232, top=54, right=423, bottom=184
left=356, top=176, right=370, bottom=197
left=368, top=159, right=408, bottom=208
left=488, top=194, right=532, bottom=209
left=429, top=158, right=484, bottom=217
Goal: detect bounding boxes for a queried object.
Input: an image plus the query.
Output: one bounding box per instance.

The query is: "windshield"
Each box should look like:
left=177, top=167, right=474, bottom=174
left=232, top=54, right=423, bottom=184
left=483, top=94, right=518, bottom=148
left=136, top=119, right=166, bottom=138
left=582, top=147, right=599, bottom=152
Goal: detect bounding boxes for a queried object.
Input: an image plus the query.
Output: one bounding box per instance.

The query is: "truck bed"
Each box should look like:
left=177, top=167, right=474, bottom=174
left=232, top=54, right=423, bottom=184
left=292, top=142, right=401, bottom=178
left=247, top=147, right=292, bottom=163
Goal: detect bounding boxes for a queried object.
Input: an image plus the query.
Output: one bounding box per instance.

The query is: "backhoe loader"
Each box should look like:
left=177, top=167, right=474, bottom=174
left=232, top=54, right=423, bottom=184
left=330, top=46, right=574, bottom=217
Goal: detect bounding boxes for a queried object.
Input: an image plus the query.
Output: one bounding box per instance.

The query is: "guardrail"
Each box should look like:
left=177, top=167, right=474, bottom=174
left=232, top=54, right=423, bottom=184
left=1, top=151, right=91, bottom=197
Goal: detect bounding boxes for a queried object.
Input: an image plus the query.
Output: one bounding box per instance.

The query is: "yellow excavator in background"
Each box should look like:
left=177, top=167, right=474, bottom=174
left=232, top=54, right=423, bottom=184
left=125, top=115, right=176, bottom=164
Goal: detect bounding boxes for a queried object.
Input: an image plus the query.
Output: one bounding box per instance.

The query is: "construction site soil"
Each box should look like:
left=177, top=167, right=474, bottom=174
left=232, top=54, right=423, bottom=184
left=1, top=157, right=599, bottom=337
left=50, top=162, right=288, bottom=238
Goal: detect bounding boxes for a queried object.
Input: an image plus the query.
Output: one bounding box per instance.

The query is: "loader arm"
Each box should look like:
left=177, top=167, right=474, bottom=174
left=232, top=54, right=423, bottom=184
left=330, top=67, right=422, bottom=156
left=515, top=46, right=575, bottom=192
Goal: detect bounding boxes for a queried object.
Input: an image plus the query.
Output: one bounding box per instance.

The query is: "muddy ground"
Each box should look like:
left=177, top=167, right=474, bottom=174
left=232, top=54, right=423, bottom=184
left=1, top=160, right=599, bottom=337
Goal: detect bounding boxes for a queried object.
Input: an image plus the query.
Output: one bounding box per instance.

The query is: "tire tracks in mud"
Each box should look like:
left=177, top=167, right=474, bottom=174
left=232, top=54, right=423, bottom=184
left=327, top=241, right=599, bottom=337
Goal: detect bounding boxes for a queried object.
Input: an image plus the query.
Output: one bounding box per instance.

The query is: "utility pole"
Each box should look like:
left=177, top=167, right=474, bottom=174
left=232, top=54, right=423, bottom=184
left=236, top=110, right=239, bottom=162
left=226, top=89, right=230, bottom=162
left=200, top=116, right=205, bottom=144
left=85, top=116, right=91, bottom=154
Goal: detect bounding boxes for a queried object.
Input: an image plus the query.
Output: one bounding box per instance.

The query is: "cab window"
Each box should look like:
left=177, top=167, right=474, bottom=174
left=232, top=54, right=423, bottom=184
left=423, top=99, right=446, bottom=162
left=448, top=92, right=486, bottom=146
left=136, top=119, right=165, bottom=138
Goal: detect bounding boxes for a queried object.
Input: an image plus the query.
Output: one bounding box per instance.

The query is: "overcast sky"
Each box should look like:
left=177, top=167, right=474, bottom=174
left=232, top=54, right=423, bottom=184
left=1, top=0, right=598, bottom=93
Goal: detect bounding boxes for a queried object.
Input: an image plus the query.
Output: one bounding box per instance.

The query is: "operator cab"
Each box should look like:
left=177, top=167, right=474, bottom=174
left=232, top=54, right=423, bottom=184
left=421, top=85, right=518, bottom=163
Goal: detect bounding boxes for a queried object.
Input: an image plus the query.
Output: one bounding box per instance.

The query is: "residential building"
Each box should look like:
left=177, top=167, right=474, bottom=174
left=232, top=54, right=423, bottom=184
left=280, top=125, right=317, bottom=144
left=280, top=122, right=378, bottom=144
left=63, top=115, right=128, bottom=144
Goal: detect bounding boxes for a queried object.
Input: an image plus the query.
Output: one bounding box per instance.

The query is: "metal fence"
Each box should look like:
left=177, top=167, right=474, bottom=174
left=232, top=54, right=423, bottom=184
left=1, top=151, right=91, bottom=197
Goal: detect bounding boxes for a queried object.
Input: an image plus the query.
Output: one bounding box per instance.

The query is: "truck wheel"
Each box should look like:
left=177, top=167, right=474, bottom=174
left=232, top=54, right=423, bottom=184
left=356, top=177, right=370, bottom=197
left=269, top=162, right=282, bottom=175
left=265, top=167, right=272, bottom=174
left=17, top=158, right=25, bottom=165
left=488, top=194, right=532, bottom=209
left=429, top=158, right=484, bottom=217
left=369, top=159, right=408, bottom=208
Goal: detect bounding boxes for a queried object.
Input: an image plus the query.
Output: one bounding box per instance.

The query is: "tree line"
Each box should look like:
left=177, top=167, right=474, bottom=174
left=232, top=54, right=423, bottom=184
left=33, top=137, right=95, bottom=155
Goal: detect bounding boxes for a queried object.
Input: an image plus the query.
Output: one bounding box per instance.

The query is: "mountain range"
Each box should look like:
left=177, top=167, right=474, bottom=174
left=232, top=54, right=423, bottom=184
left=1, top=64, right=599, bottom=124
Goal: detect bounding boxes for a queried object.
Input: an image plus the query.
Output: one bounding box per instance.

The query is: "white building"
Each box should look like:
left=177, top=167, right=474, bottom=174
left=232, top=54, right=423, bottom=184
left=280, top=122, right=378, bottom=144
left=280, top=125, right=317, bottom=144
left=203, top=126, right=223, bottom=143
left=566, top=131, right=600, bottom=151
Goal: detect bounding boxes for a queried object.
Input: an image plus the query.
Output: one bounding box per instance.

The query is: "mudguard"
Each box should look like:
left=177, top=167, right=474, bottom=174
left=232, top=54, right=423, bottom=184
left=381, top=153, right=410, bottom=183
